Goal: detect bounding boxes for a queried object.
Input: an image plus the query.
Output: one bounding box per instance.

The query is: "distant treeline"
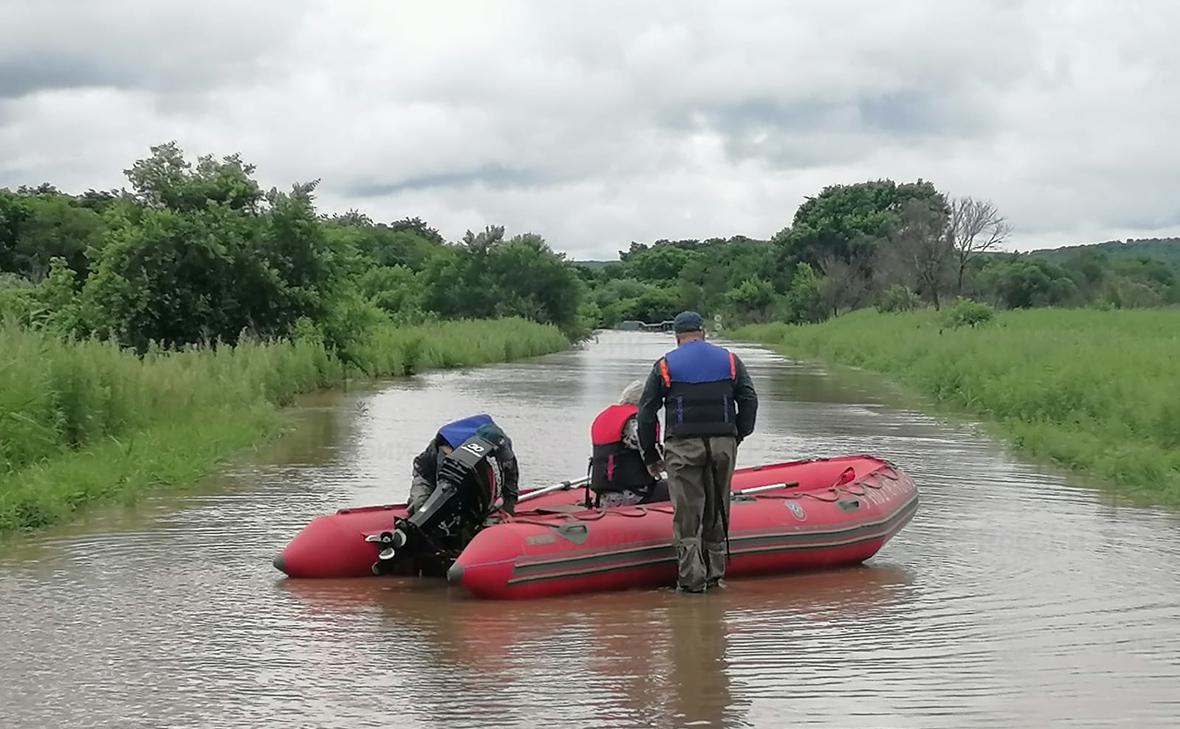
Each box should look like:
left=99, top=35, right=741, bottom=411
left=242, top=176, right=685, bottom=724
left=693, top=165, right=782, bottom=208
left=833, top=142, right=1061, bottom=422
left=4, top=143, right=1179, bottom=344
left=1030, top=237, right=1180, bottom=269
left=575, top=182, right=1180, bottom=327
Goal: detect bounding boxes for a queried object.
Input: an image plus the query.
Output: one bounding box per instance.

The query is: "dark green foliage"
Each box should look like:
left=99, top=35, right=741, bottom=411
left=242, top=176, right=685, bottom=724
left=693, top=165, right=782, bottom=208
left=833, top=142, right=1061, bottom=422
left=965, top=255, right=1079, bottom=309
left=6, top=147, right=1178, bottom=347
left=2, top=142, right=586, bottom=347
left=1, top=190, right=105, bottom=280
left=420, top=229, right=584, bottom=334
left=583, top=178, right=1177, bottom=329
left=357, top=265, right=423, bottom=316
left=80, top=191, right=336, bottom=352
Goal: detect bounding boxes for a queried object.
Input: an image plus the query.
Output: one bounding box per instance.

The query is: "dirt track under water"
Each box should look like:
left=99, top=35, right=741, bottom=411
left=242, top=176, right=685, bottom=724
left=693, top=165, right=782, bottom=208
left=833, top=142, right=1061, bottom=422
left=2, top=331, right=1179, bottom=728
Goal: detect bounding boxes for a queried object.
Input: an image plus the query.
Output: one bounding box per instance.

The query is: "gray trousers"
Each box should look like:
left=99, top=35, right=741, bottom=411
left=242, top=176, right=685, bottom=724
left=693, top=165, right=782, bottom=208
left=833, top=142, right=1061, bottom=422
left=664, top=435, right=737, bottom=591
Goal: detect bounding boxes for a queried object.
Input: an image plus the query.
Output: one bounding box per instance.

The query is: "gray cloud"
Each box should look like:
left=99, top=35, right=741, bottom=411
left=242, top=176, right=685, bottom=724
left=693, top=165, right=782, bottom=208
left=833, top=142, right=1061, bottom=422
left=0, top=0, right=301, bottom=99
left=346, top=165, right=547, bottom=197
left=3, top=0, right=1180, bottom=258
left=0, top=57, right=114, bottom=100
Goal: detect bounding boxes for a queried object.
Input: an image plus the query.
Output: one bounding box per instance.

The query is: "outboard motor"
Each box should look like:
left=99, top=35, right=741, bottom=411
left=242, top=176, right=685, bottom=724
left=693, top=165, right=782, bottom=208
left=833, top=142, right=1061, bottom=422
left=369, top=435, right=500, bottom=576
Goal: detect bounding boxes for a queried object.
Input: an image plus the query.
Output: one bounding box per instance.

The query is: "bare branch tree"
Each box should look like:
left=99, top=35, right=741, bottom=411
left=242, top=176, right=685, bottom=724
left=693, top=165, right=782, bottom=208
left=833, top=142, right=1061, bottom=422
left=949, top=197, right=1010, bottom=294
left=884, top=199, right=955, bottom=309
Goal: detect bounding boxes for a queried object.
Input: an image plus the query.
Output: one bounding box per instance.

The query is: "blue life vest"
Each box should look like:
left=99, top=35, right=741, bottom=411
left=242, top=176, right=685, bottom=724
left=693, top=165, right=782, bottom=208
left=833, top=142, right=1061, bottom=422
left=437, top=414, right=495, bottom=448
left=659, top=341, right=738, bottom=438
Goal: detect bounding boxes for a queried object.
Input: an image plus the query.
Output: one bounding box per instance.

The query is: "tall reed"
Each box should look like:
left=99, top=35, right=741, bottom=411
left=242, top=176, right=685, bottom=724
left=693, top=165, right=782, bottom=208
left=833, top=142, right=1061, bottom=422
left=736, top=309, right=1180, bottom=505
left=0, top=318, right=568, bottom=532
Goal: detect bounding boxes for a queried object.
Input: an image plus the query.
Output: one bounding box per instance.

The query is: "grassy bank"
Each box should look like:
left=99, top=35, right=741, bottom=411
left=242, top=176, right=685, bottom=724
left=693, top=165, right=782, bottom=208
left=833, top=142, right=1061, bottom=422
left=0, top=318, right=568, bottom=533
left=736, top=309, right=1180, bottom=506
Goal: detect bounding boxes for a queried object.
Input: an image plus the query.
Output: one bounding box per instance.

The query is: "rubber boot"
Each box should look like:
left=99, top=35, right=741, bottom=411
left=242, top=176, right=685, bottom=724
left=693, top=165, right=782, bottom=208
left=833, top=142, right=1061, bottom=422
left=704, top=540, right=727, bottom=589
left=676, top=537, right=706, bottom=593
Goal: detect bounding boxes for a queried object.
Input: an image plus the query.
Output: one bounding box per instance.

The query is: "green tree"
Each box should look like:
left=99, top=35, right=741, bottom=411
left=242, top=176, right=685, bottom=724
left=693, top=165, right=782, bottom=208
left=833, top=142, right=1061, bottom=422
left=420, top=229, right=583, bottom=334
left=487, top=233, right=583, bottom=332
left=357, top=265, right=423, bottom=316
left=30, top=257, right=83, bottom=336
left=0, top=191, right=32, bottom=275
left=631, top=285, right=682, bottom=323
left=19, top=195, right=106, bottom=279
left=1111, top=257, right=1178, bottom=302
left=125, top=141, right=263, bottom=213
left=623, top=245, right=699, bottom=282
left=774, top=179, right=943, bottom=274
left=82, top=149, right=339, bottom=350
left=389, top=216, right=446, bottom=245
left=981, top=257, right=1075, bottom=309
left=779, top=263, right=827, bottom=324
left=725, top=277, right=775, bottom=321
left=881, top=197, right=954, bottom=309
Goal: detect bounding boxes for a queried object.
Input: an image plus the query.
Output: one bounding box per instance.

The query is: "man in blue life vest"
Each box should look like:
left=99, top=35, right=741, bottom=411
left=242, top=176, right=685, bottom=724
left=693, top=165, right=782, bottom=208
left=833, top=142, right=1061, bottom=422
left=372, top=414, right=519, bottom=576
left=589, top=380, right=669, bottom=507
left=637, top=311, right=758, bottom=593
left=403, top=414, right=519, bottom=547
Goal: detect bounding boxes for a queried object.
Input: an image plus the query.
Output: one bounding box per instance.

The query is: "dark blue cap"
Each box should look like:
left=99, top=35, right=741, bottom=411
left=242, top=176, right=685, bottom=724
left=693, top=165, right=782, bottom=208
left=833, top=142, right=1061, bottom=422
left=673, top=310, right=705, bottom=334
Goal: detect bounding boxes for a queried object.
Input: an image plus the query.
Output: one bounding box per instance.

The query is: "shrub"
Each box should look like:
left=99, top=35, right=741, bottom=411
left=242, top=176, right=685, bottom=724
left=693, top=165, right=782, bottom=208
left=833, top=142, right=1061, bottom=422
left=876, top=284, right=921, bottom=313
left=943, top=298, right=994, bottom=328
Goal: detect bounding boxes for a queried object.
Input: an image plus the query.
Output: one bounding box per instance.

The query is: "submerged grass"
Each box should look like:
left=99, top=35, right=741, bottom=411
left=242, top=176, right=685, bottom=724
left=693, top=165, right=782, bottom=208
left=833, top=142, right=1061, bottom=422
left=0, top=318, right=568, bottom=533
left=735, top=309, right=1180, bottom=507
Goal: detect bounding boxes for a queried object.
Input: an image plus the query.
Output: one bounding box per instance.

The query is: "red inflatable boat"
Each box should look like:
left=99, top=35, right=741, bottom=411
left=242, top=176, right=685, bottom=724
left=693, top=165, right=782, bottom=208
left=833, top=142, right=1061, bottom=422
left=274, top=455, right=918, bottom=599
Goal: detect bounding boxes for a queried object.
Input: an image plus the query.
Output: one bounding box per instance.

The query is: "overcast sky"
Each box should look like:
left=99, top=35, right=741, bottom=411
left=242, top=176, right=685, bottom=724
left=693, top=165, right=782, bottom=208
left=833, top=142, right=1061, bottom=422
left=2, top=1, right=1178, bottom=259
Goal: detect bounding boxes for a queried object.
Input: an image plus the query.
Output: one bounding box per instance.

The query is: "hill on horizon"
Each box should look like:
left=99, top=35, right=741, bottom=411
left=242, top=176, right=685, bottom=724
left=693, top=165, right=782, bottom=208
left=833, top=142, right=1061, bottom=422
left=1029, top=237, right=1180, bottom=268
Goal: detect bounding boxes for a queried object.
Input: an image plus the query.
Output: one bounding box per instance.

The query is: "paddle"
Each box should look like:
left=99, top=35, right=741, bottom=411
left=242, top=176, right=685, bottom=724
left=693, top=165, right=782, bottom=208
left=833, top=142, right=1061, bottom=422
left=506, top=476, right=592, bottom=507
left=733, top=481, right=800, bottom=497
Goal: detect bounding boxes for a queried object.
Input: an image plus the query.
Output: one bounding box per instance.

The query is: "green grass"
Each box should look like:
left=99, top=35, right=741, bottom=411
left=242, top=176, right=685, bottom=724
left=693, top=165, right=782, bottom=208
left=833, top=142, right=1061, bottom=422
left=0, top=318, right=568, bottom=533
left=735, top=309, right=1180, bottom=507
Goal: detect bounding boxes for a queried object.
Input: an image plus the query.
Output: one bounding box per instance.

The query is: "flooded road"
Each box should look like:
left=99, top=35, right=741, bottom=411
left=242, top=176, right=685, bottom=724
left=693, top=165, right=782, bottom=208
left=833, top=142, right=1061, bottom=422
left=2, top=330, right=1179, bottom=728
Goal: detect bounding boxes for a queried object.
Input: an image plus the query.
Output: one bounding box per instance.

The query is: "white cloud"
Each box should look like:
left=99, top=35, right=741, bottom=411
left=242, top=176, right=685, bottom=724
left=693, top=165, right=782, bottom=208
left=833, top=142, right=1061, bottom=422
left=2, top=0, right=1179, bottom=258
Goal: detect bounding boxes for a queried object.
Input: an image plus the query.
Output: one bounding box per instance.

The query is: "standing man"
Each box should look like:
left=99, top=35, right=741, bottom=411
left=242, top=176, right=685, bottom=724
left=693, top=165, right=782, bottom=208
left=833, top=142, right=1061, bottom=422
left=637, top=311, right=758, bottom=593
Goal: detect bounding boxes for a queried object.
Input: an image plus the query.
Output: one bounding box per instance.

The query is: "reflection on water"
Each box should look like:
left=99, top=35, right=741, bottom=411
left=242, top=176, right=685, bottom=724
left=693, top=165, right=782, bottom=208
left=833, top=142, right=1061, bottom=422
left=2, top=331, right=1179, bottom=728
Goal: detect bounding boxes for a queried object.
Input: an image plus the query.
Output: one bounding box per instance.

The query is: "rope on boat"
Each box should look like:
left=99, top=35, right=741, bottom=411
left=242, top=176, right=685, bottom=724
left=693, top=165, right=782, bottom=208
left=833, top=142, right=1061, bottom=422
left=746, top=467, right=894, bottom=503
left=500, top=466, right=905, bottom=526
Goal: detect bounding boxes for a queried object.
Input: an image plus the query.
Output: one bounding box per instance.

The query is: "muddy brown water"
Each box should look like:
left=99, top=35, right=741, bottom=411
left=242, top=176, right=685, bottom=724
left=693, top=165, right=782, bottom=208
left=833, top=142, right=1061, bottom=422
left=2, top=331, right=1179, bottom=728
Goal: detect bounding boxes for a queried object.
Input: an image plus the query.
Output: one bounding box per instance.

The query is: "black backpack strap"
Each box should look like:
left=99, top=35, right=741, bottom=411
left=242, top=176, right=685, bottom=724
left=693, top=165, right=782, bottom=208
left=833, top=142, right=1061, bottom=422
left=584, top=456, right=594, bottom=508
